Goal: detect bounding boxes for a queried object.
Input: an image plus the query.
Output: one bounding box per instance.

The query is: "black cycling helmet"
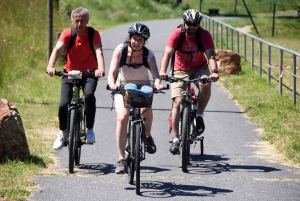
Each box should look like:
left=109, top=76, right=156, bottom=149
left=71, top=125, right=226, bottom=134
left=128, top=23, right=150, bottom=40
left=183, top=9, right=202, bottom=23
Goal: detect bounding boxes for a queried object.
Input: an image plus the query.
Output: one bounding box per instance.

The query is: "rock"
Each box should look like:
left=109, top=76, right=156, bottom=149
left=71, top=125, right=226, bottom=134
left=216, top=50, right=242, bottom=74
left=0, top=99, right=30, bottom=160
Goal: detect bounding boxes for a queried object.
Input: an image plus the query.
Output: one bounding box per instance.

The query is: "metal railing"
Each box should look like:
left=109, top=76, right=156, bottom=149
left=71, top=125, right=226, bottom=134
left=201, top=15, right=300, bottom=105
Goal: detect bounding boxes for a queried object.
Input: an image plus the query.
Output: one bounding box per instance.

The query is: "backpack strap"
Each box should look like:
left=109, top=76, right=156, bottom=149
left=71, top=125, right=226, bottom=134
left=170, top=24, right=204, bottom=76
left=118, top=42, right=129, bottom=67
left=66, top=26, right=96, bottom=61
left=87, top=27, right=96, bottom=59
left=142, top=46, right=150, bottom=70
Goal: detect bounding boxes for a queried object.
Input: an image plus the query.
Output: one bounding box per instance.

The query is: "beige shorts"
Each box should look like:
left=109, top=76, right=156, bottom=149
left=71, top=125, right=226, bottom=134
left=170, top=65, right=211, bottom=99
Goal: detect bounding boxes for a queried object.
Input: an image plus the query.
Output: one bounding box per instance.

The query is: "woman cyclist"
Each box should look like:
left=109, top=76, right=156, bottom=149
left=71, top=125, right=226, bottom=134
left=107, top=23, right=162, bottom=174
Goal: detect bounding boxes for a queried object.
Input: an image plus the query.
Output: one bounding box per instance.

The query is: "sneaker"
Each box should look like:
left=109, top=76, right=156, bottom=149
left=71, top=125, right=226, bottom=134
left=53, top=131, right=68, bottom=150
left=196, top=116, right=205, bottom=135
left=115, top=159, right=127, bottom=174
left=86, top=130, right=95, bottom=143
left=146, top=136, right=156, bottom=154
left=169, top=141, right=180, bottom=155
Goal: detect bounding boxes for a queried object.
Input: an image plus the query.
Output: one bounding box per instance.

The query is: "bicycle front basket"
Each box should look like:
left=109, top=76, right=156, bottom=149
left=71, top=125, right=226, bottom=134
left=121, top=80, right=154, bottom=108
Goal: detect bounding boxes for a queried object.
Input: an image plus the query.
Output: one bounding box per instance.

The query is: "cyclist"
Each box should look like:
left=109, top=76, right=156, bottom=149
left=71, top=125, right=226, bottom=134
left=159, top=9, right=219, bottom=155
left=47, top=7, right=105, bottom=150
left=107, top=23, right=163, bottom=174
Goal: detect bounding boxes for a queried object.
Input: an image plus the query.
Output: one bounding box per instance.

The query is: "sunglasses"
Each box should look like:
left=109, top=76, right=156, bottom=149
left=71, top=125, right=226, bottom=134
left=185, top=22, right=199, bottom=27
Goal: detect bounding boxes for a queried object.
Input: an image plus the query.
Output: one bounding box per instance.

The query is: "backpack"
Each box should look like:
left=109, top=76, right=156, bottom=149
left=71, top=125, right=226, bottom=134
left=66, top=26, right=96, bottom=60
left=170, top=24, right=204, bottom=75
left=118, top=42, right=150, bottom=70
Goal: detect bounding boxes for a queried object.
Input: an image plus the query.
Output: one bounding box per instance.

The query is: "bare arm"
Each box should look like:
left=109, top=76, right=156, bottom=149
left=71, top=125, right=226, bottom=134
left=159, top=46, right=175, bottom=79
left=94, top=44, right=105, bottom=78
left=205, top=48, right=219, bottom=81
left=46, top=41, right=65, bottom=76
left=107, top=45, right=121, bottom=91
left=148, top=55, right=162, bottom=89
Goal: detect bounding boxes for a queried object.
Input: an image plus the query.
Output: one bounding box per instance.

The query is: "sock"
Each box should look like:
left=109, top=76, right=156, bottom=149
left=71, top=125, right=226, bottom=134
left=173, top=138, right=179, bottom=143
left=196, top=113, right=204, bottom=118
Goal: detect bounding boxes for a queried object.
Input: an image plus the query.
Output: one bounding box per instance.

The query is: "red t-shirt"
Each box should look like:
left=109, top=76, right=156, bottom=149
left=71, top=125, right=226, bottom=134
left=166, top=27, right=214, bottom=71
left=59, top=27, right=102, bottom=72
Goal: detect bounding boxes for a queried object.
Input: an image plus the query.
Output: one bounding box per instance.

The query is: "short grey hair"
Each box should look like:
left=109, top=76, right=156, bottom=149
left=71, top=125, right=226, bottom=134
left=71, top=7, right=90, bottom=21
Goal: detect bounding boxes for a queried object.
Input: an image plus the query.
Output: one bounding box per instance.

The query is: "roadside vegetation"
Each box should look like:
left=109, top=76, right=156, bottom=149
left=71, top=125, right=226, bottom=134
left=0, top=0, right=299, bottom=200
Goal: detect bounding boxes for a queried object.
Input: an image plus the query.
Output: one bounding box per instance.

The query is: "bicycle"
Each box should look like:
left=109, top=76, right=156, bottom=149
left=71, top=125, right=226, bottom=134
left=50, top=69, right=95, bottom=174
left=166, top=76, right=212, bottom=173
left=107, top=80, right=168, bottom=195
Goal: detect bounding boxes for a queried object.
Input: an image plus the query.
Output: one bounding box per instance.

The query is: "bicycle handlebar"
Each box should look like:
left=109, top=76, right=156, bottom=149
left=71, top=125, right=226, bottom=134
left=106, top=84, right=169, bottom=93
left=46, top=70, right=96, bottom=77
left=165, top=76, right=213, bottom=84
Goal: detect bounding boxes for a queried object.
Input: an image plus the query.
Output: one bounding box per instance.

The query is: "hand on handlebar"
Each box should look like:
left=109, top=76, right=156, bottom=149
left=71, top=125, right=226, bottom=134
left=46, top=67, right=56, bottom=76
left=159, top=72, right=168, bottom=81
left=95, top=69, right=105, bottom=78
left=108, top=83, right=118, bottom=92
left=208, top=73, right=219, bottom=82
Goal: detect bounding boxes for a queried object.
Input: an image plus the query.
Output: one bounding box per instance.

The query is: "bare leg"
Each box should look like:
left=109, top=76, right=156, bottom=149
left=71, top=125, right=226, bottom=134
left=141, top=107, right=153, bottom=137
left=197, top=82, right=211, bottom=114
left=172, top=96, right=182, bottom=139
left=114, top=94, right=130, bottom=160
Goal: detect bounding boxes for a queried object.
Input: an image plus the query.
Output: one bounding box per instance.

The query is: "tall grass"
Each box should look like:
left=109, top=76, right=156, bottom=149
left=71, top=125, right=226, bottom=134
left=183, top=0, right=300, bottom=15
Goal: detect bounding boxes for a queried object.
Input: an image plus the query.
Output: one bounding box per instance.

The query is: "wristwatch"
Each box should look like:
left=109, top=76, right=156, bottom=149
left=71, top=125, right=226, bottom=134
left=212, top=69, right=219, bottom=74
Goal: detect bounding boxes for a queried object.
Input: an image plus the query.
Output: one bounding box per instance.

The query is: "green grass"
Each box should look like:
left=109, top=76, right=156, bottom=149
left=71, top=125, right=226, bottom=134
left=0, top=0, right=300, bottom=200
left=219, top=62, right=300, bottom=162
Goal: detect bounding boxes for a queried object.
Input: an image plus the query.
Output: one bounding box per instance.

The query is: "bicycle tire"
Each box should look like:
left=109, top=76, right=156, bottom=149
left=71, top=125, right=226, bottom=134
left=128, top=121, right=135, bottom=185
left=181, top=107, right=190, bottom=173
left=69, top=109, right=77, bottom=173
left=135, top=122, right=141, bottom=195
left=74, top=110, right=82, bottom=166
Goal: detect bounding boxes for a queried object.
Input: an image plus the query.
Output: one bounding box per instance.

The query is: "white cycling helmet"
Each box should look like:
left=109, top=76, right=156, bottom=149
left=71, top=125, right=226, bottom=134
left=183, top=9, right=202, bottom=23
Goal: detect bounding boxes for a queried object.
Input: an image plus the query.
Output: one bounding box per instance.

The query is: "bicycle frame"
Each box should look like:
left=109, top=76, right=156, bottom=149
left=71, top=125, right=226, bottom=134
left=167, top=76, right=210, bottom=172
left=127, top=107, right=146, bottom=195
left=51, top=70, right=94, bottom=174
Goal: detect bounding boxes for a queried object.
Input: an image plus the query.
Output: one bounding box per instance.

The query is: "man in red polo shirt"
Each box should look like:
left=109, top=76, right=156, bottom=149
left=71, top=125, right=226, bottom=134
left=160, top=9, right=219, bottom=155
left=47, top=7, right=105, bottom=150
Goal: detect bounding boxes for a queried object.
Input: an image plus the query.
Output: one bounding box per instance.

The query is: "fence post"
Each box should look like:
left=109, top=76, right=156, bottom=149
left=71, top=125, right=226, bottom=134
left=259, top=41, right=262, bottom=76
left=292, top=54, right=297, bottom=105
left=48, top=0, right=53, bottom=60
left=268, top=46, right=271, bottom=84
left=279, top=50, right=283, bottom=95
left=251, top=38, right=254, bottom=70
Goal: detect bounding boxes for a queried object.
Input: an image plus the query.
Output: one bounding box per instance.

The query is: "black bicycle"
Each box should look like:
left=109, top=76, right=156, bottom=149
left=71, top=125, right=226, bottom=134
left=166, top=76, right=212, bottom=172
left=108, top=80, right=168, bottom=194
left=51, top=70, right=95, bottom=173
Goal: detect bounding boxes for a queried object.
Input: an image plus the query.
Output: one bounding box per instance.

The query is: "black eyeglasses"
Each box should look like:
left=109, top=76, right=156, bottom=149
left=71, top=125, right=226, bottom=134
left=185, top=22, right=198, bottom=27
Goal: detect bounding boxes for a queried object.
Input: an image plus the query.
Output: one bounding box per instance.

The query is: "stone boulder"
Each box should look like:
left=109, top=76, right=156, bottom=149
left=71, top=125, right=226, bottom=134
left=216, top=50, right=242, bottom=74
left=0, top=99, right=30, bottom=160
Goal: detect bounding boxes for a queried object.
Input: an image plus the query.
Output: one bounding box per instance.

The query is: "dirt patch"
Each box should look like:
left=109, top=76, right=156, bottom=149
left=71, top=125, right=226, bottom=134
left=248, top=140, right=300, bottom=170
left=237, top=25, right=252, bottom=33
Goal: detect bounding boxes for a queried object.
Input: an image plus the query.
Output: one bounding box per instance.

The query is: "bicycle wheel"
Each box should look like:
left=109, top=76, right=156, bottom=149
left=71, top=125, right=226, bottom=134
left=74, top=108, right=83, bottom=166
left=181, top=107, right=190, bottom=173
left=69, top=109, right=77, bottom=173
left=127, top=121, right=135, bottom=185
left=134, top=122, right=141, bottom=195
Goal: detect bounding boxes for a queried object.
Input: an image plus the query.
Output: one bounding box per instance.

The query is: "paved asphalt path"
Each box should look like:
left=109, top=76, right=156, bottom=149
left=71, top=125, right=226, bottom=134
left=30, top=19, right=300, bottom=201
